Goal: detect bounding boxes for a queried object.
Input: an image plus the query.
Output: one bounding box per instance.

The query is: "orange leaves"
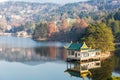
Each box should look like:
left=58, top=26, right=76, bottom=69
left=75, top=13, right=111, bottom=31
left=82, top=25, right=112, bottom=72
left=74, top=17, right=88, bottom=29
left=47, top=21, right=58, bottom=37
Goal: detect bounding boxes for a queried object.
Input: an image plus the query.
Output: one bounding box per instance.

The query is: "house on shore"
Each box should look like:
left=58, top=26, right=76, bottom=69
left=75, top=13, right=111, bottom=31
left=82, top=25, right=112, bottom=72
left=65, top=42, right=101, bottom=62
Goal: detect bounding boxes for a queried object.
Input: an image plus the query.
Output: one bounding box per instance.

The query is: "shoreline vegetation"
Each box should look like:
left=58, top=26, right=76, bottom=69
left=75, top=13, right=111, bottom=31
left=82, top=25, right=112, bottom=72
left=33, top=19, right=115, bottom=54
left=1, top=17, right=116, bottom=58
left=32, top=17, right=116, bottom=60
left=112, top=76, right=120, bottom=80
left=32, top=9, right=120, bottom=43
left=31, top=10, right=119, bottom=56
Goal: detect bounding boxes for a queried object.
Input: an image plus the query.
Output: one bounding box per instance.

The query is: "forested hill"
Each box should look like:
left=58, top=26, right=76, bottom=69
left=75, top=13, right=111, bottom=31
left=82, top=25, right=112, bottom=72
left=0, top=0, right=120, bottom=42
left=0, top=0, right=120, bottom=25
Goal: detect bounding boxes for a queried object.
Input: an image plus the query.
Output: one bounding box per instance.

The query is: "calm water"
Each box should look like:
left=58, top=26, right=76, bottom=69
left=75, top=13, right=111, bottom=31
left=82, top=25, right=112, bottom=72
left=0, top=36, right=119, bottom=80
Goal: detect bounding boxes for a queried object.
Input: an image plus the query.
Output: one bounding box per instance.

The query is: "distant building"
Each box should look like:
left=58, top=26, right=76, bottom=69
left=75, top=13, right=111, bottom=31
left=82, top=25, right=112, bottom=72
left=6, top=25, right=12, bottom=30
left=16, top=31, right=28, bottom=37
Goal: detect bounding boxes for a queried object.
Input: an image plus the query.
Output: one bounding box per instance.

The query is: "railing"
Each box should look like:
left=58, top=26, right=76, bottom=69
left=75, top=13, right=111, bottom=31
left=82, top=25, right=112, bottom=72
left=81, top=61, right=101, bottom=69
left=67, top=55, right=101, bottom=60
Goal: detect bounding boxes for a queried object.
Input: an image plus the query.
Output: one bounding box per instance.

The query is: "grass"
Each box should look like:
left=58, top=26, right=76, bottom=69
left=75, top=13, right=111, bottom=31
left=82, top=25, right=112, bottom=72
left=112, top=76, right=120, bottom=80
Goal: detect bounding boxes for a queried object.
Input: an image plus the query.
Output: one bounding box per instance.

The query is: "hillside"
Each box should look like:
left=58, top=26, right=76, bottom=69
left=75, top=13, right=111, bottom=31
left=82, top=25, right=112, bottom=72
left=0, top=0, right=119, bottom=33
left=0, top=0, right=119, bottom=23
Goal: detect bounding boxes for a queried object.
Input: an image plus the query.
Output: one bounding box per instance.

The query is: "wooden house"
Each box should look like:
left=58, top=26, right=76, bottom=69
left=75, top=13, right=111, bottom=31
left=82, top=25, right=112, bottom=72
left=65, top=42, right=101, bottom=61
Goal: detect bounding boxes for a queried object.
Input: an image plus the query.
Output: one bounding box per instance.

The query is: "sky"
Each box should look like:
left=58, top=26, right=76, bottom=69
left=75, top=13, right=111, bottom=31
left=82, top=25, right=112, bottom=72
left=0, top=0, right=89, bottom=4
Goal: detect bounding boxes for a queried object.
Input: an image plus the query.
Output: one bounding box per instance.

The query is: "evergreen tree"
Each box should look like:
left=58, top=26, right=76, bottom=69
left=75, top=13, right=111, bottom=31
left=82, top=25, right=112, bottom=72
left=33, top=23, right=48, bottom=39
left=115, top=32, right=120, bottom=43
left=82, top=23, right=114, bottom=52
left=114, top=10, right=120, bottom=20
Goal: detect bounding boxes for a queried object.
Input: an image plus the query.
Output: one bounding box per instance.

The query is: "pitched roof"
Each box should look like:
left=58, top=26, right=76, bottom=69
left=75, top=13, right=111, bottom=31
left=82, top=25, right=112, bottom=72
left=67, top=43, right=82, bottom=50
left=66, top=42, right=89, bottom=51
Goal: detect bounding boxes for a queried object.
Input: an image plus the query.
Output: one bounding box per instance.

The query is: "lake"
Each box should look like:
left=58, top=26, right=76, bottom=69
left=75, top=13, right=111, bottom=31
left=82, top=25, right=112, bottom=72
left=0, top=36, right=120, bottom=80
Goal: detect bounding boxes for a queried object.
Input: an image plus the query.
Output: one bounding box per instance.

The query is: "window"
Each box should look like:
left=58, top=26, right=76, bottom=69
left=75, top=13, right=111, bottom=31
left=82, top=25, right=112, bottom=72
left=68, top=53, right=70, bottom=56
left=95, top=62, right=100, bottom=66
left=67, top=50, right=70, bottom=55
left=96, top=52, right=100, bottom=55
left=81, top=65, right=88, bottom=70
left=71, top=51, right=74, bottom=55
left=83, top=53, right=89, bottom=57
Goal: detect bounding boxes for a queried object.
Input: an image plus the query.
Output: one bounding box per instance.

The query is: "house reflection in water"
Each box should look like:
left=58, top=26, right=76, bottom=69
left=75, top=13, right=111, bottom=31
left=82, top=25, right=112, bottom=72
left=64, top=42, right=101, bottom=80
left=65, top=62, right=92, bottom=80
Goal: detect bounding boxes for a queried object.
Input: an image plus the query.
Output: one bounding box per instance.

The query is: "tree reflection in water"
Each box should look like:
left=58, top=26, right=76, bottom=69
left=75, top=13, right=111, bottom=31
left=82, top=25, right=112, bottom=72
left=34, top=46, right=67, bottom=61
left=90, top=56, right=114, bottom=80
left=114, top=49, right=120, bottom=74
left=0, top=46, right=67, bottom=62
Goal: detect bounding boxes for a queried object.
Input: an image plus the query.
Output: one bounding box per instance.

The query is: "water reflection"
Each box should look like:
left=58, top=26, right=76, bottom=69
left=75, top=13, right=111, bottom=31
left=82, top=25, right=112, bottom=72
left=114, top=49, right=120, bottom=74
left=0, top=46, right=67, bottom=64
left=90, top=56, right=114, bottom=80
left=35, top=46, right=67, bottom=61
left=0, top=36, right=119, bottom=80
left=64, top=56, right=115, bottom=80
left=65, top=62, right=92, bottom=80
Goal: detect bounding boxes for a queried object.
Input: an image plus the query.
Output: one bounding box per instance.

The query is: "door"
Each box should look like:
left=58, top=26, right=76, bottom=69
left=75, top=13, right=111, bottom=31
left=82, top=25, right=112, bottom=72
left=75, top=53, right=77, bottom=58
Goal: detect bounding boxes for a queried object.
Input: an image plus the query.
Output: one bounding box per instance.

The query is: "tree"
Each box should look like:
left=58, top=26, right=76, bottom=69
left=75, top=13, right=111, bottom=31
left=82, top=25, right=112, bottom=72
left=115, top=32, right=120, bottom=42
left=104, top=9, right=120, bottom=42
left=110, top=21, right=120, bottom=34
left=81, top=23, right=114, bottom=52
left=72, top=17, right=88, bottom=33
left=47, top=21, right=58, bottom=37
left=33, top=23, right=48, bottom=39
left=59, top=19, right=69, bottom=32
left=114, top=10, right=120, bottom=20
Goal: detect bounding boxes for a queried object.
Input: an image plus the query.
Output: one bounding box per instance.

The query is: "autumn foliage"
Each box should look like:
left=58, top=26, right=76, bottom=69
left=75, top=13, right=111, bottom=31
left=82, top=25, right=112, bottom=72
left=74, top=17, right=88, bottom=29
left=59, top=20, right=69, bottom=31
left=47, top=21, right=58, bottom=37
left=33, top=17, right=88, bottom=42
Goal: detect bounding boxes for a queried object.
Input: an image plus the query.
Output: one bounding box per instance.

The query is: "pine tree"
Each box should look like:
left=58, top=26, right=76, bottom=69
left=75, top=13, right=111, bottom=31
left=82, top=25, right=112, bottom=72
left=82, top=23, right=115, bottom=52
